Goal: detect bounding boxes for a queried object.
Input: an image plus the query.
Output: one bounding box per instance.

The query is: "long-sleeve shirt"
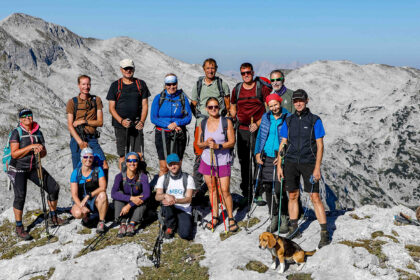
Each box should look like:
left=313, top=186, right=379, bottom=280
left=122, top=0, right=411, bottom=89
left=111, top=172, right=150, bottom=207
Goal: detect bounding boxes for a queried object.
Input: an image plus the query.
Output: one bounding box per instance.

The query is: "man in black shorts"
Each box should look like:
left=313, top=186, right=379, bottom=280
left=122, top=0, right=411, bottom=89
left=277, top=89, right=330, bottom=249
left=106, top=59, right=150, bottom=168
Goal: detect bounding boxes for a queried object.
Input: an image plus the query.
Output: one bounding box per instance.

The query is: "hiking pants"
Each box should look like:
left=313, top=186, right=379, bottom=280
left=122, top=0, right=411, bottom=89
left=162, top=205, right=193, bottom=240
left=114, top=200, right=146, bottom=224
left=11, top=168, right=59, bottom=211
left=237, top=128, right=257, bottom=199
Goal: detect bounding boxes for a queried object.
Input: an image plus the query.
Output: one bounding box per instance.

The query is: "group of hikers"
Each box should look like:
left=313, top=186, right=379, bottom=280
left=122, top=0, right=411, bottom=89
left=4, top=57, right=331, bottom=249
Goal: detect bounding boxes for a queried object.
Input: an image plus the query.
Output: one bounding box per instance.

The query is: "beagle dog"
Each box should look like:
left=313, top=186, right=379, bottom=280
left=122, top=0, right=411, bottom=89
left=259, top=232, right=316, bottom=273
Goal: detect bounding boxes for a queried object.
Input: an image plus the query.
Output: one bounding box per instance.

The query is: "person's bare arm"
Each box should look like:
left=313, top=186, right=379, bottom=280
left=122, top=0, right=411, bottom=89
left=312, top=138, right=324, bottom=181
left=174, top=189, right=193, bottom=204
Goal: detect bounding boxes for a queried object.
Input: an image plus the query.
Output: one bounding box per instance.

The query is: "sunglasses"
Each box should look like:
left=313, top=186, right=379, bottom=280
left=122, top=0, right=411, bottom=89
left=165, top=83, right=177, bottom=87
left=127, top=159, right=138, bottom=163
left=240, top=71, right=252, bottom=76
left=270, top=77, right=284, bottom=82
left=123, top=67, right=134, bottom=71
left=207, top=105, right=219, bottom=110
left=83, top=155, right=94, bottom=159
left=20, top=114, right=33, bottom=118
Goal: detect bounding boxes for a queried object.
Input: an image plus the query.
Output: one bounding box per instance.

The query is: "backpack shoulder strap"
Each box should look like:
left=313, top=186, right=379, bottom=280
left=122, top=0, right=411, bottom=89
left=158, top=90, right=166, bottom=108
left=76, top=167, right=83, bottom=183
left=215, top=77, right=225, bottom=97
left=221, top=117, right=228, bottom=142
left=180, top=91, right=186, bottom=116
left=116, top=78, right=124, bottom=102
left=181, top=172, right=188, bottom=195
left=134, top=78, right=142, bottom=93
left=91, top=95, right=97, bottom=112
left=197, top=76, right=204, bottom=99
left=255, top=80, right=263, bottom=103
left=200, top=117, right=209, bottom=142
left=163, top=173, right=170, bottom=193
left=234, top=82, right=242, bottom=102
left=72, top=96, right=78, bottom=120
left=92, top=167, right=99, bottom=185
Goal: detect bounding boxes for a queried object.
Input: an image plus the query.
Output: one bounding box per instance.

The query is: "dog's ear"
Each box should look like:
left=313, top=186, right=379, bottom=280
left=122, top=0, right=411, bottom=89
left=267, top=233, right=277, bottom=248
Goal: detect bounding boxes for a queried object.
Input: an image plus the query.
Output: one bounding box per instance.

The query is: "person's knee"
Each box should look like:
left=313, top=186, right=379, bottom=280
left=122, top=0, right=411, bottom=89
left=288, top=191, right=299, bottom=200
left=310, top=193, right=322, bottom=204
left=13, top=197, right=25, bottom=211
left=71, top=207, right=83, bottom=219
left=96, top=192, right=108, bottom=203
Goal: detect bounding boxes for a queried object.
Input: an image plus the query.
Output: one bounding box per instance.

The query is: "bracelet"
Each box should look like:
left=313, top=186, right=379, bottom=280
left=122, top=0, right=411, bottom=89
left=120, top=119, right=124, bottom=124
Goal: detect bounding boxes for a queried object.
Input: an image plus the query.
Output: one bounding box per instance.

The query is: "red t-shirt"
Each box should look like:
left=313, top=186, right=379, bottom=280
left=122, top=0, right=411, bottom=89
left=231, top=83, right=271, bottom=130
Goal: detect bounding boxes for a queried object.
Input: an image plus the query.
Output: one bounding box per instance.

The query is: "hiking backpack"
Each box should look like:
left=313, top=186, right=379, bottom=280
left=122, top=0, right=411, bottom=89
left=2, top=126, right=23, bottom=172
left=116, top=78, right=142, bottom=103
left=196, top=76, right=227, bottom=116
left=162, top=172, right=189, bottom=195
left=158, top=90, right=188, bottom=117
left=234, top=76, right=272, bottom=104
left=72, top=95, right=97, bottom=121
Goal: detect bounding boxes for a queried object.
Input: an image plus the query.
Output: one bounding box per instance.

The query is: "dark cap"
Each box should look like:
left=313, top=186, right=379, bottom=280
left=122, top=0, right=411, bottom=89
left=292, top=89, right=308, bottom=101
left=18, top=108, right=33, bottom=118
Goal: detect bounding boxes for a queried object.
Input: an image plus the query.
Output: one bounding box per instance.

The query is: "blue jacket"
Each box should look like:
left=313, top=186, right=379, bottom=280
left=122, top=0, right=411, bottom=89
left=254, top=108, right=289, bottom=156
left=151, top=90, right=192, bottom=129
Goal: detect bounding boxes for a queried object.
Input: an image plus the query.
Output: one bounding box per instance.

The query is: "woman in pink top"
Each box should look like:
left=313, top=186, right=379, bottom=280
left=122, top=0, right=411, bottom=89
left=197, top=98, right=238, bottom=232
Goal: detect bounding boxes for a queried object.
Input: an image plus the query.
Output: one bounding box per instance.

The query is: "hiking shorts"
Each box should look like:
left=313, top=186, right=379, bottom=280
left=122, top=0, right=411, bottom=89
left=154, top=128, right=187, bottom=161
left=114, top=127, right=144, bottom=157
left=70, top=136, right=106, bottom=169
left=283, top=161, right=319, bottom=193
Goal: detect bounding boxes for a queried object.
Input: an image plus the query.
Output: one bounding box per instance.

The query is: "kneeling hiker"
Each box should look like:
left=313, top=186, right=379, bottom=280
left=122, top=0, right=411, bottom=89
left=111, top=152, right=150, bottom=237
left=7, top=109, right=67, bottom=240
left=70, top=148, right=109, bottom=233
left=277, top=90, right=330, bottom=249
left=254, top=94, right=290, bottom=233
left=155, top=154, right=195, bottom=240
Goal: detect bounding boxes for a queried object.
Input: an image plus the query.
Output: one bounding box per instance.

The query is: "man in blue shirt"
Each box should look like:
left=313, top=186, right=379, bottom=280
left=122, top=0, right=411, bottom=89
left=277, top=89, right=330, bottom=249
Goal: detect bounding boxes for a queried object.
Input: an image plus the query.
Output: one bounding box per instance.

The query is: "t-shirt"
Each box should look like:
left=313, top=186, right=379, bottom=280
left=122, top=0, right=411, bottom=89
left=70, top=167, right=105, bottom=197
left=190, top=78, right=230, bottom=125
left=66, top=94, right=103, bottom=135
left=231, top=83, right=271, bottom=130
left=9, top=124, right=45, bottom=171
left=154, top=174, right=195, bottom=214
left=280, top=119, right=325, bottom=139
left=106, top=79, right=151, bottom=128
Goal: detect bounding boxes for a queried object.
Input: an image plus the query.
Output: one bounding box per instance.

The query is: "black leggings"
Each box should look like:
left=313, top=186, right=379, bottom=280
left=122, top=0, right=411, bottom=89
left=11, top=168, right=59, bottom=211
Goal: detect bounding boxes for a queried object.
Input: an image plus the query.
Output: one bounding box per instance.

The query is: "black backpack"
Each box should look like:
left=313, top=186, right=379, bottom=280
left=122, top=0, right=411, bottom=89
left=234, top=76, right=272, bottom=104
left=162, top=172, right=189, bottom=195
left=158, top=90, right=187, bottom=117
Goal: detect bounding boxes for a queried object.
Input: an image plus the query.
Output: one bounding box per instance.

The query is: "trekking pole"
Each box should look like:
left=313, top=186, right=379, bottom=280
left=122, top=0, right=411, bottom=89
left=277, top=146, right=285, bottom=236
left=35, top=153, right=51, bottom=238
left=81, top=217, right=122, bottom=254
left=248, top=116, right=254, bottom=209
left=125, top=121, right=130, bottom=155
left=211, top=148, right=227, bottom=233
left=209, top=148, right=216, bottom=232
left=150, top=207, right=165, bottom=268
left=270, top=151, right=279, bottom=233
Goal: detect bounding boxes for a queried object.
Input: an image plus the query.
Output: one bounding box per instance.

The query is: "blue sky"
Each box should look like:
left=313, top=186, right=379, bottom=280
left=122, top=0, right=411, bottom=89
left=1, top=0, right=419, bottom=71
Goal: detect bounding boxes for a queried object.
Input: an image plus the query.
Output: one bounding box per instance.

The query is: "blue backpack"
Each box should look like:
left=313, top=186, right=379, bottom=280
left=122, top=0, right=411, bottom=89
left=2, top=127, right=23, bottom=172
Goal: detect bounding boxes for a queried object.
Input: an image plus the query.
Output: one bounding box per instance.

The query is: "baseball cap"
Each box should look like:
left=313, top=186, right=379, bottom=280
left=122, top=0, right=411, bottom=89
left=120, top=59, right=135, bottom=69
left=166, top=153, right=180, bottom=164
left=19, top=108, right=33, bottom=118
left=292, top=90, right=308, bottom=101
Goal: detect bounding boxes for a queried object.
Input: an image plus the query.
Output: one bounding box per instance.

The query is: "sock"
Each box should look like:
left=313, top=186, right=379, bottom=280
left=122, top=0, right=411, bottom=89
left=16, top=221, right=23, bottom=227
left=129, top=221, right=136, bottom=226
left=320, top=223, right=327, bottom=231
left=290, top=219, right=298, bottom=228
left=49, top=211, right=56, bottom=217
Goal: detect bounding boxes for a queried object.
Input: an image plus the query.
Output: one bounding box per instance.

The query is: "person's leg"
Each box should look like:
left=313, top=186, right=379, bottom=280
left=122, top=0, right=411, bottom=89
left=162, top=205, right=177, bottom=230
left=115, top=127, right=127, bottom=170
left=114, top=199, right=128, bottom=224
left=237, top=129, right=250, bottom=200
left=219, top=176, right=238, bottom=232
left=132, top=128, right=144, bottom=157
left=70, top=137, right=81, bottom=169
left=176, top=209, right=193, bottom=240
left=12, top=171, right=28, bottom=223
left=94, top=191, right=108, bottom=221
left=130, top=204, right=147, bottom=224
left=155, top=129, right=168, bottom=176
left=204, top=174, right=218, bottom=219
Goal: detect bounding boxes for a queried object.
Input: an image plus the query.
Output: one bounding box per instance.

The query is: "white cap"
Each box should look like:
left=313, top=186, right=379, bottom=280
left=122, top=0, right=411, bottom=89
left=120, top=59, right=135, bottom=69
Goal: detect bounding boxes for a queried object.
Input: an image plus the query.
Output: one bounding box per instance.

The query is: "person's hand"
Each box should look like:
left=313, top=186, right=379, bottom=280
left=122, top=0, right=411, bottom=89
left=256, top=153, right=263, bottom=165
left=78, top=141, right=88, bottom=149
left=120, top=204, right=131, bottom=216
left=130, top=195, right=144, bottom=206
left=31, top=144, right=44, bottom=154
left=80, top=195, right=90, bottom=208
left=249, top=123, right=258, bottom=133
left=208, top=140, right=219, bottom=150
left=205, top=137, right=215, bottom=148
left=312, top=168, right=321, bottom=182
left=81, top=206, right=90, bottom=215
left=167, top=122, right=177, bottom=130
left=121, top=119, right=131, bottom=128
left=277, top=166, right=284, bottom=181
left=135, top=120, right=144, bottom=130
left=73, top=119, right=86, bottom=127
left=175, top=126, right=182, bottom=132
left=163, top=194, right=176, bottom=206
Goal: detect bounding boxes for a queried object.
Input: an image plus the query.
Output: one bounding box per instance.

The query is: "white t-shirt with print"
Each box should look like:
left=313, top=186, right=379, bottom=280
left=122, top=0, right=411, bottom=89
left=155, top=173, right=195, bottom=214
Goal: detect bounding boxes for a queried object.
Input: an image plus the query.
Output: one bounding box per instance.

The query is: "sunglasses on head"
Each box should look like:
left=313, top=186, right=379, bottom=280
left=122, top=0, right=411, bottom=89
left=83, top=155, right=94, bottom=159
left=270, top=77, right=284, bottom=82
left=20, top=114, right=33, bottom=118
left=165, top=83, right=177, bottom=87
left=127, top=158, right=138, bottom=163
left=240, top=71, right=252, bottom=76
left=207, top=105, right=219, bottom=110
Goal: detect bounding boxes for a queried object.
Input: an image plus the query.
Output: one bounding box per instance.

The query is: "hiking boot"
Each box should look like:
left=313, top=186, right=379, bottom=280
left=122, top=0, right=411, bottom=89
left=117, top=223, right=127, bottom=238
left=318, top=230, right=331, bottom=249
left=266, top=216, right=279, bottom=233
left=15, top=225, right=32, bottom=241
left=126, top=224, right=136, bottom=237
left=279, top=215, right=289, bottom=234
left=50, top=215, right=69, bottom=226
left=286, top=225, right=302, bottom=239
left=254, top=196, right=267, bottom=206
left=96, top=220, right=105, bottom=234
left=164, top=227, right=174, bottom=239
